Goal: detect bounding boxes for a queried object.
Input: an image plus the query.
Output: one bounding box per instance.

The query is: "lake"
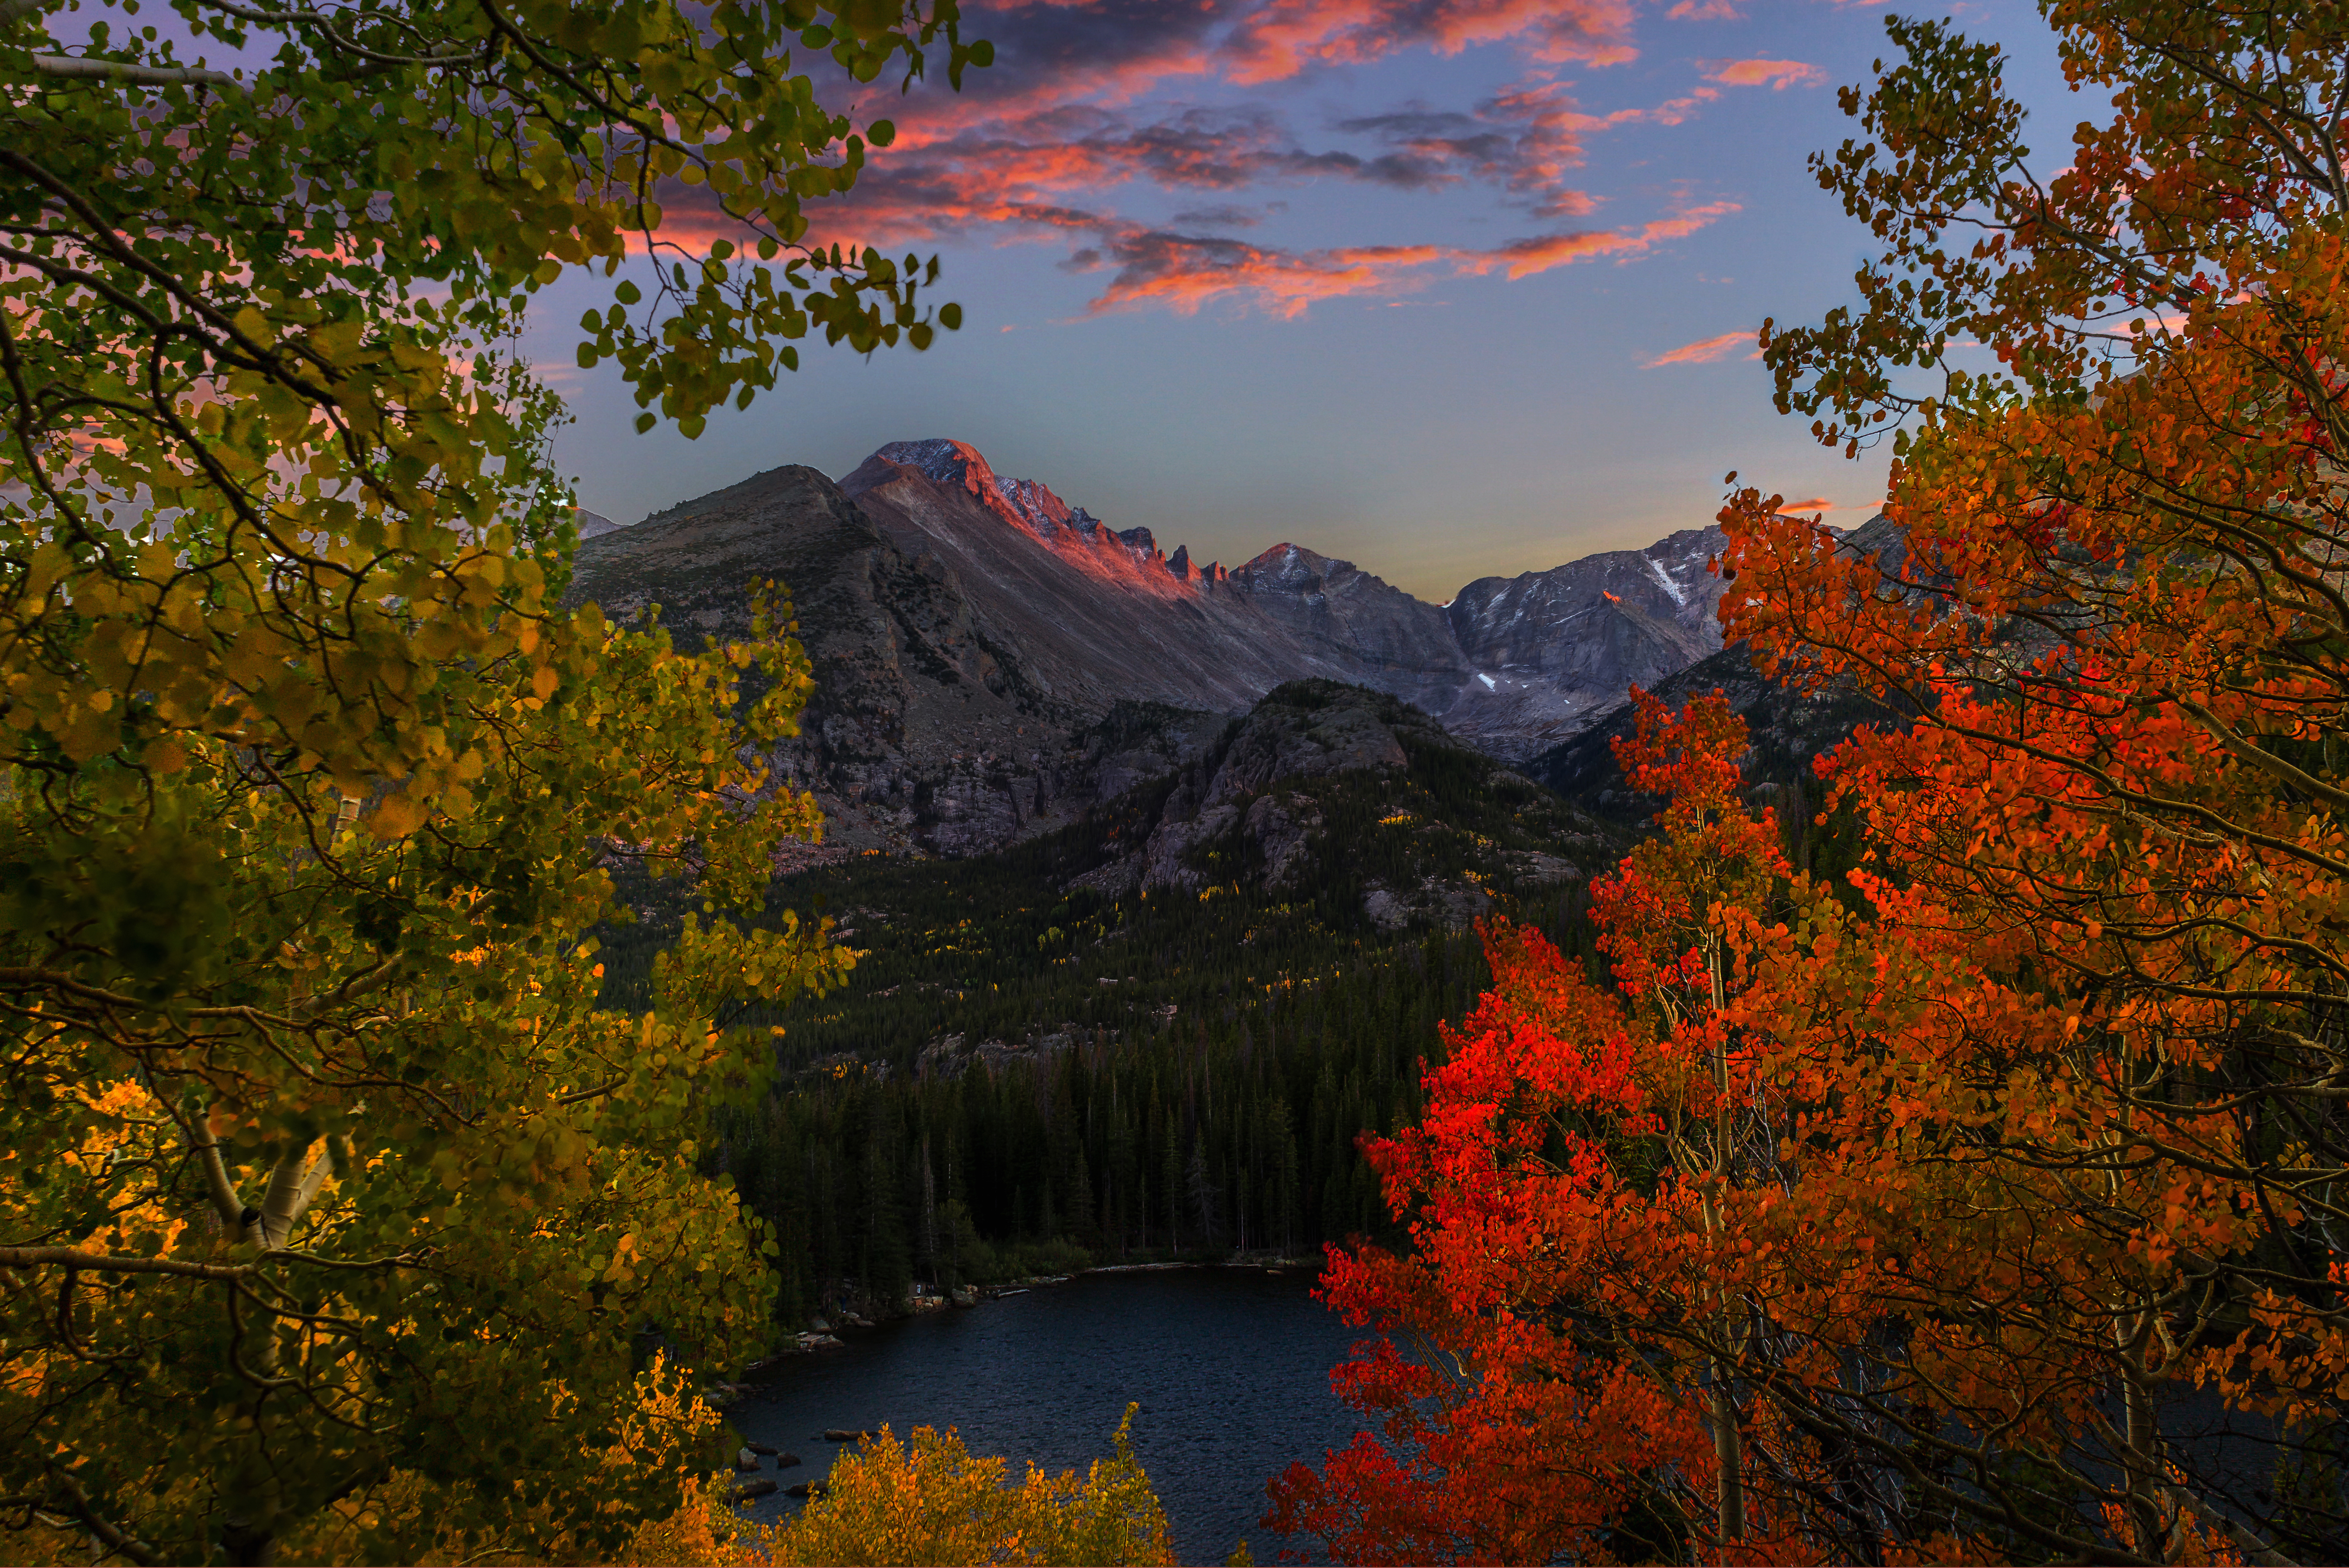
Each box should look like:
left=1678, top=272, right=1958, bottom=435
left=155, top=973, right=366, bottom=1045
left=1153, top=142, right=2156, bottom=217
left=729, top=1267, right=1370, bottom=1565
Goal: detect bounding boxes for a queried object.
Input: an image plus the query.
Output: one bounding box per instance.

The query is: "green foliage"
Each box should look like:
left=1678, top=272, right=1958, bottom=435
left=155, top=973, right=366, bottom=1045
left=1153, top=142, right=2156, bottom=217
left=0, top=2, right=984, bottom=1561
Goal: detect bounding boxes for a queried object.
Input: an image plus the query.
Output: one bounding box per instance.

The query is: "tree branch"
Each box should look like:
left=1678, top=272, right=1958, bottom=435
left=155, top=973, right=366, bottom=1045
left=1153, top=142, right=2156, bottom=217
left=290, top=1138, right=336, bottom=1223
left=0, top=1247, right=253, bottom=1281
left=255, top=1147, right=310, bottom=1249
left=30, top=54, right=246, bottom=90
left=188, top=1111, right=251, bottom=1233
left=38, top=1467, right=157, bottom=1567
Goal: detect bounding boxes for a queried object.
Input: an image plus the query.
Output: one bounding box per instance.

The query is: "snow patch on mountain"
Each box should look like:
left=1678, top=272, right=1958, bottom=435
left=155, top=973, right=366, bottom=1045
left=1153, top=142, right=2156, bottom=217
left=1645, top=555, right=1687, bottom=606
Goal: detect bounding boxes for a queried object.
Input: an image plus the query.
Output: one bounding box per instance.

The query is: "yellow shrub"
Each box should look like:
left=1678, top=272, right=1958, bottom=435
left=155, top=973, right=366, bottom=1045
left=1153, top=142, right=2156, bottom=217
left=763, top=1404, right=1173, bottom=1567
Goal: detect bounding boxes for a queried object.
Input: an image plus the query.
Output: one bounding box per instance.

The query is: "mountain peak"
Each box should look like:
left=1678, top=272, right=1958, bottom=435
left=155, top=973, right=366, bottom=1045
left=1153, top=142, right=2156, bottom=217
left=865, top=437, right=1109, bottom=546
left=872, top=437, right=991, bottom=491
left=1235, top=541, right=1349, bottom=584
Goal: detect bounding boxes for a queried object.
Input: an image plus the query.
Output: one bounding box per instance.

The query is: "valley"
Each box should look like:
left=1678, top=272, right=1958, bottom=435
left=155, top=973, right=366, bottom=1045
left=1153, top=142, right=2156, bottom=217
left=569, top=445, right=1837, bottom=1323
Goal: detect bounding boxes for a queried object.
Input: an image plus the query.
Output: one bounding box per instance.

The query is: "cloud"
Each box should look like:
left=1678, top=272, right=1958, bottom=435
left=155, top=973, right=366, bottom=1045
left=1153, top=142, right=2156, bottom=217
left=1222, top=0, right=1640, bottom=84
left=1335, top=76, right=1610, bottom=219
left=1644, top=327, right=1757, bottom=366
left=1668, top=0, right=1741, bottom=16
left=902, top=0, right=1638, bottom=133
left=1459, top=205, right=1736, bottom=280
left=1168, top=202, right=1281, bottom=229
left=1084, top=230, right=1449, bottom=316
left=1085, top=201, right=1737, bottom=316
left=806, top=91, right=1620, bottom=244
left=1777, top=496, right=1882, bottom=522
left=611, top=0, right=1740, bottom=320
left=1705, top=58, right=1828, bottom=89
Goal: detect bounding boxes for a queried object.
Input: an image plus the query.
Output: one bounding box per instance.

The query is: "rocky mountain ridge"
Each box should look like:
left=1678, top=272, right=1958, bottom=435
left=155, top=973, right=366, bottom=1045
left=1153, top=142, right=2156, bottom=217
left=566, top=440, right=1741, bottom=856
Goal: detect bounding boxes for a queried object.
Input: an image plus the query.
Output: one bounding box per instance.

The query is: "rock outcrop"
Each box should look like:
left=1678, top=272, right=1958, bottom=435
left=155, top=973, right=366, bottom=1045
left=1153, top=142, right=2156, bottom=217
left=1057, top=679, right=1606, bottom=937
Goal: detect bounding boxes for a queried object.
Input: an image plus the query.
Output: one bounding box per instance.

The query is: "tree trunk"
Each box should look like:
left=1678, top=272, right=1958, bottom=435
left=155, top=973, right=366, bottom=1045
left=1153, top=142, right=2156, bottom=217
left=1709, top=944, right=1745, bottom=1545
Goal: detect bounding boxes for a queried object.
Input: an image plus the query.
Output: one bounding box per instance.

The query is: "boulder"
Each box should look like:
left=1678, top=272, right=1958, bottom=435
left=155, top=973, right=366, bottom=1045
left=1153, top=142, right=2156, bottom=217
left=822, top=1428, right=878, bottom=1442
left=729, top=1477, right=778, bottom=1502
left=735, top=1447, right=762, bottom=1471
left=746, top=1440, right=779, bottom=1456
left=786, top=1480, right=829, bottom=1499
left=777, top=1451, right=804, bottom=1468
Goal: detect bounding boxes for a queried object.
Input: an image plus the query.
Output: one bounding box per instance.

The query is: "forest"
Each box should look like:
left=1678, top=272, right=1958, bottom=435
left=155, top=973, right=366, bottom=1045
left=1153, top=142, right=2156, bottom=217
left=7, top=0, right=2349, bottom=1563
left=596, top=687, right=1633, bottom=1316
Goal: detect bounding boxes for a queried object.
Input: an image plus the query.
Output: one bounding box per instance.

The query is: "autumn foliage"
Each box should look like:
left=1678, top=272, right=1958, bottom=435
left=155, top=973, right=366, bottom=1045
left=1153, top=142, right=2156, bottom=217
left=1273, top=2, right=2349, bottom=1561
left=1267, top=694, right=1936, bottom=1565
left=763, top=1405, right=1174, bottom=1567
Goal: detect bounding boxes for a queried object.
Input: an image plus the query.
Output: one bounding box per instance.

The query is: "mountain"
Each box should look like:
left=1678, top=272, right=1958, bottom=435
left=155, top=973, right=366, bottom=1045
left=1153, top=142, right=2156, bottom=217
left=574, top=507, right=626, bottom=539
left=565, top=439, right=1736, bottom=855
left=837, top=440, right=1472, bottom=719
left=597, top=678, right=1615, bottom=1036
left=1441, top=527, right=1727, bottom=757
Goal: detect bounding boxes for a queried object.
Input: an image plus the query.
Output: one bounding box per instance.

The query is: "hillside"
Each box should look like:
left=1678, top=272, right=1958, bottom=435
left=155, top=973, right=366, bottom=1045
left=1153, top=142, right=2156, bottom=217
left=598, top=682, right=1621, bottom=1314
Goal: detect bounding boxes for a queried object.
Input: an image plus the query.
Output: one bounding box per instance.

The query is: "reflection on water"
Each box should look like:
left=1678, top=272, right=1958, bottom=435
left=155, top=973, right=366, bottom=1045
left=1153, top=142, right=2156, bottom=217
left=732, top=1268, right=1366, bottom=1564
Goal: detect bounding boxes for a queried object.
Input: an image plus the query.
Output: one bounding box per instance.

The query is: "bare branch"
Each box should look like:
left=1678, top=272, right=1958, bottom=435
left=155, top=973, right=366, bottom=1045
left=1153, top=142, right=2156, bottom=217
left=37, top=1468, right=157, bottom=1567
left=289, top=1139, right=335, bottom=1225
left=254, top=1147, right=310, bottom=1249
left=0, top=1247, right=253, bottom=1281
left=182, top=1108, right=251, bottom=1232
left=29, top=54, right=245, bottom=90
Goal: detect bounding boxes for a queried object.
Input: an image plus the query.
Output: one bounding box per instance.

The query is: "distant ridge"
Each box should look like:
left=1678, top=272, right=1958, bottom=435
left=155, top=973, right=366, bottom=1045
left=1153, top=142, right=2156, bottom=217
left=563, top=439, right=1743, bottom=856
left=841, top=437, right=1731, bottom=756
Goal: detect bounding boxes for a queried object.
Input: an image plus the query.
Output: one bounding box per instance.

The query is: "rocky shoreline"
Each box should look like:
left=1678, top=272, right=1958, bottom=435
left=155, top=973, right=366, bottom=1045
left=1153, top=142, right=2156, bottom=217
left=747, top=1257, right=1322, bottom=1367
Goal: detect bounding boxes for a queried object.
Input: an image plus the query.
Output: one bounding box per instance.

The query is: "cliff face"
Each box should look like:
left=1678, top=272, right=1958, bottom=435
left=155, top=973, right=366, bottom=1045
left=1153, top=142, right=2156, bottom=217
left=1224, top=543, right=1471, bottom=721
left=1527, top=513, right=1908, bottom=826
left=566, top=441, right=1759, bottom=856
left=1439, top=526, right=1729, bottom=758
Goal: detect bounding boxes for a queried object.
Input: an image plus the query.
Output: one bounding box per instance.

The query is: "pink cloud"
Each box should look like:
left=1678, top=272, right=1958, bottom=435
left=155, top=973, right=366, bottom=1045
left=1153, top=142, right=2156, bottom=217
left=598, top=3, right=1740, bottom=324
left=1668, top=0, right=1741, bottom=16
left=1643, top=328, right=1757, bottom=366
left=1706, top=58, right=1828, bottom=89
left=1224, top=0, right=1639, bottom=85
left=1084, top=200, right=1738, bottom=316
left=1460, top=205, right=1736, bottom=280
left=1778, top=497, right=1883, bottom=520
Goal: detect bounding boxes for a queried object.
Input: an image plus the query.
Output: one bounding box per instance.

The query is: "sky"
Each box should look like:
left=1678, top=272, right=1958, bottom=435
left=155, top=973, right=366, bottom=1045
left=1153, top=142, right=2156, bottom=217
left=529, top=0, right=2077, bottom=603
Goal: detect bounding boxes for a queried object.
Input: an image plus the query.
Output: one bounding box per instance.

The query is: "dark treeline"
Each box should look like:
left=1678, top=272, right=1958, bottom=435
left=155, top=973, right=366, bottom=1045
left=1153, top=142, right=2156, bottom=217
left=598, top=691, right=1626, bottom=1322
left=712, top=918, right=1592, bottom=1321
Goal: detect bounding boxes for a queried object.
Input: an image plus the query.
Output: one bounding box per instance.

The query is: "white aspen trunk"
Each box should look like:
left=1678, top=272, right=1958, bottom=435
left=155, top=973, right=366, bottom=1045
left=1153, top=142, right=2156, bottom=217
left=1707, top=942, right=1745, bottom=1544
left=2120, top=1312, right=2170, bottom=1561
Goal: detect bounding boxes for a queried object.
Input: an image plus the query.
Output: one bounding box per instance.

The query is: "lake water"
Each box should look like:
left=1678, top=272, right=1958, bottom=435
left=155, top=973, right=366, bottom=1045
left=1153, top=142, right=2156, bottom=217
left=730, top=1268, right=1369, bottom=1565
